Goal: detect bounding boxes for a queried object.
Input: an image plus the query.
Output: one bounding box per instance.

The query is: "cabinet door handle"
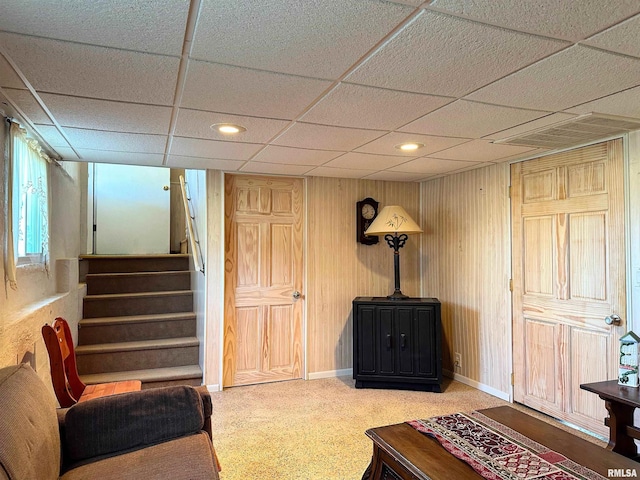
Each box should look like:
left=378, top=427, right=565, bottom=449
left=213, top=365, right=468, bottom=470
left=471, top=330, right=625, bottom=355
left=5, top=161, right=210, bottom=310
left=386, top=334, right=392, bottom=348
left=400, top=333, right=406, bottom=349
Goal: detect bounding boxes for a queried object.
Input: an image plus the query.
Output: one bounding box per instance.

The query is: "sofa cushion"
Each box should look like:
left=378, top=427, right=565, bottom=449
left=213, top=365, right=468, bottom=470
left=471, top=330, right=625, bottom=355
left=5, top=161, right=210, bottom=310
left=64, top=385, right=204, bottom=462
left=0, top=364, right=60, bottom=480
left=60, top=432, right=219, bottom=480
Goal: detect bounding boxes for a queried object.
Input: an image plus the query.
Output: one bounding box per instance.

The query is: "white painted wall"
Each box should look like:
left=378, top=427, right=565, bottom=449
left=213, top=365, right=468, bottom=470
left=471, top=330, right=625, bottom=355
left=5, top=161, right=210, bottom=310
left=0, top=119, right=86, bottom=392
left=627, top=130, right=640, bottom=331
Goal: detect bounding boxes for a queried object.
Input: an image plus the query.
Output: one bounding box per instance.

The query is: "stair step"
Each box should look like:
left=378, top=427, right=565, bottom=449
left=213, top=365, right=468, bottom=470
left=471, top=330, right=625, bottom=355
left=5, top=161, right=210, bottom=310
left=79, top=312, right=197, bottom=344
left=86, top=271, right=191, bottom=294
left=80, top=254, right=190, bottom=274
left=76, top=337, right=200, bottom=374
left=83, top=290, right=193, bottom=318
left=80, top=365, right=203, bottom=389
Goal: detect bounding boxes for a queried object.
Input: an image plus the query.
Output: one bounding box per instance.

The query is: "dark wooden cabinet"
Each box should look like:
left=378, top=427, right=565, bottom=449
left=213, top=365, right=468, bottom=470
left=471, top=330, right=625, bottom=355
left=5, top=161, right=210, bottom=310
left=353, top=297, right=442, bottom=392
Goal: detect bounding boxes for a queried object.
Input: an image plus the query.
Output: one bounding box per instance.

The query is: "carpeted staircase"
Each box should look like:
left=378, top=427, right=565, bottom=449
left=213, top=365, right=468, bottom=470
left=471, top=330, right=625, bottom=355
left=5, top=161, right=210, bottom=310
left=76, top=254, right=203, bottom=389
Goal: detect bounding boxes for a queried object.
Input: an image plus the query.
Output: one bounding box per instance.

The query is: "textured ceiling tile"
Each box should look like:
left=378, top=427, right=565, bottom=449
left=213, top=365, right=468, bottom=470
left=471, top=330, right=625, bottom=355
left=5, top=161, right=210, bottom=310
left=324, top=152, right=409, bottom=170
left=39, top=93, right=172, bottom=134
left=63, top=128, right=167, bottom=153
left=301, top=83, right=453, bottom=130
left=483, top=112, right=577, bottom=140
left=191, top=0, right=412, bottom=78
left=355, top=132, right=470, bottom=156
left=0, top=54, right=24, bottom=88
left=240, top=162, right=312, bottom=176
left=273, top=123, right=385, bottom=150
left=34, top=125, right=70, bottom=148
left=364, top=170, right=428, bottom=181
left=401, top=100, right=549, bottom=138
left=391, top=157, right=478, bottom=174
left=0, top=0, right=189, bottom=55
left=429, top=139, right=536, bottom=162
left=175, top=109, right=290, bottom=143
left=252, top=145, right=343, bottom=165
left=346, top=10, right=568, bottom=97
left=170, top=137, right=262, bottom=160
left=306, top=166, right=376, bottom=178
left=52, top=146, right=79, bottom=160
left=0, top=33, right=179, bottom=104
left=584, top=14, right=640, bottom=58
left=77, top=149, right=164, bottom=166
left=467, top=45, right=640, bottom=111
left=3, top=88, right=52, bottom=124
left=428, top=0, right=640, bottom=41
left=182, top=61, right=332, bottom=119
left=564, top=86, right=640, bottom=118
left=166, top=155, right=245, bottom=170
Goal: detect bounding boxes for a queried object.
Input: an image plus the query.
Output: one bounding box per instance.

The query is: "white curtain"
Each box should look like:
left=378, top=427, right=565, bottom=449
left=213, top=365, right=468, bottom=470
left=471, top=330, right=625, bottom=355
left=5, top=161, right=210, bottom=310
left=4, top=121, right=50, bottom=290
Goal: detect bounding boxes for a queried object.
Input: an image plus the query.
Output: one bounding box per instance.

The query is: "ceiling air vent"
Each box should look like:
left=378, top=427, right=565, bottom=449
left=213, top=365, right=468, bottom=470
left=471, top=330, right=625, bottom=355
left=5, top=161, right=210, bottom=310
left=493, top=113, right=640, bottom=150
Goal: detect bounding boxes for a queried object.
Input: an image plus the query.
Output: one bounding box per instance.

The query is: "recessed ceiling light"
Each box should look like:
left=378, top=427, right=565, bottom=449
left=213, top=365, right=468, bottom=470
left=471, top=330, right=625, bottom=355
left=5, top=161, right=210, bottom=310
left=395, top=142, right=425, bottom=152
left=211, top=123, right=247, bottom=134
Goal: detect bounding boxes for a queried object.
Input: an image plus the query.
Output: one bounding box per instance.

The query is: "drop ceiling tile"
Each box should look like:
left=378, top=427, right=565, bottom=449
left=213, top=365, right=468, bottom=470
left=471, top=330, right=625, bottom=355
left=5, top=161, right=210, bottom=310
left=564, top=86, right=640, bottom=118
left=306, top=166, right=377, bottom=179
left=391, top=157, right=479, bottom=174
left=170, top=137, right=262, bottom=160
left=38, top=93, right=172, bottom=134
left=77, top=149, right=164, bottom=166
left=182, top=60, right=332, bottom=119
left=428, top=0, right=640, bottom=41
left=429, top=139, right=536, bottom=162
left=191, top=0, right=412, bottom=78
left=401, top=100, right=550, bottom=138
left=324, top=152, right=409, bottom=170
left=0, top=54, right=24, bottom=88
left=175, top=109, right=290, bottom=143
left=583, top=14, right=640, bottom=58
left=166, top=155, right=245, bottom=170
left=273, top=123, right=385, bottom=151
left=240, top=162, right=312, bottom=176
left=0, top=32, right=179, bottom=105
left=34, top=125, right=70, bottom=148
left=364, top=170, right=430, bottom=181
left=3, top=88, right=52, bottom=124
left=0, top=0, right=189, bottom=55
left=252, top=145, right=343, bottom=166
left=483, top=112, right=577, bottom=140
left=52, top=147, right=79, bottom=161
left=63, top=128, right=167, bottom=153
left=301, top=83, right=453, bottom=130
left=355, top=132, right=470, bottom=156
left=389, top=0, right=424, bottom=6
left=346, top=10, right=568, bottom=97
left=467, top=45, right=640, bottom=111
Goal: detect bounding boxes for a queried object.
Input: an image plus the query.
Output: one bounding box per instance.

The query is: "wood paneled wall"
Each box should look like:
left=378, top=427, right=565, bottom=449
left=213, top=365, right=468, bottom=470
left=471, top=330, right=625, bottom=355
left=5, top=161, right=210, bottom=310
left=306, top=177, right=420, bottom=375
left=420, top=163, right=511, bottom=395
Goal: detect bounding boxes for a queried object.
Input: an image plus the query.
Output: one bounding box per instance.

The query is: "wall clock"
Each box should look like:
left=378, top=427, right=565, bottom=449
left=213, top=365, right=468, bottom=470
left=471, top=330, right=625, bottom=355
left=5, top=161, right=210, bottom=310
left=356, top=197, right=379, bottom=245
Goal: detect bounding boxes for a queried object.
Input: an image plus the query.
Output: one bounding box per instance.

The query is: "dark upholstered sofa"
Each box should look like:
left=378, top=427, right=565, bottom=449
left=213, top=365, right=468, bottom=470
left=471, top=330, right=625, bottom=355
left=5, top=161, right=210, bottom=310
left=0, top=364, right=220, bottom=480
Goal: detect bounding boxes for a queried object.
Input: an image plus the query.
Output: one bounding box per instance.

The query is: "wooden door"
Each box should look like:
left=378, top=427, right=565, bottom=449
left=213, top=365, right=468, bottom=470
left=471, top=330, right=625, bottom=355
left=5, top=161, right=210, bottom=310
left=223, top=175, right=304, bottom=387
left=511, top=139, right=626, bottom=435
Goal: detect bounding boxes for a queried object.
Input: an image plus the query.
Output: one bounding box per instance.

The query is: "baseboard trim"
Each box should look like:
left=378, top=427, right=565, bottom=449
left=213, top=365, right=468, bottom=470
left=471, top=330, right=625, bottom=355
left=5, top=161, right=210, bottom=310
left=308, top=368, right=353, bottom=380
left=443, top=369, right=510, bottom=401
left=206, top=384, right=221, bottom=392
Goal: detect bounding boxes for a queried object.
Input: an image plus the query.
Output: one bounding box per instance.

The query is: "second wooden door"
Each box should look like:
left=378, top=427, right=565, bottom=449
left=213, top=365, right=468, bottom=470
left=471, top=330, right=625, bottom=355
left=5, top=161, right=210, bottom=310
left=223, top=175, right=304, bottom=387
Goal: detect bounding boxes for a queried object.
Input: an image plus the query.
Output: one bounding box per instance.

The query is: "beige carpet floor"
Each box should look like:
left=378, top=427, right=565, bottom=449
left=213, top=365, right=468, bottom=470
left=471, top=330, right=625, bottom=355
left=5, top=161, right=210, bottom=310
left=209, top=376, right=605, bottom=480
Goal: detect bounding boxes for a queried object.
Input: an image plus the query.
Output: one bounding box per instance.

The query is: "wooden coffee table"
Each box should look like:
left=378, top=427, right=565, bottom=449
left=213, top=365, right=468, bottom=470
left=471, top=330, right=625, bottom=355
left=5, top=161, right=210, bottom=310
left=362, top=406, right=638, bottom=480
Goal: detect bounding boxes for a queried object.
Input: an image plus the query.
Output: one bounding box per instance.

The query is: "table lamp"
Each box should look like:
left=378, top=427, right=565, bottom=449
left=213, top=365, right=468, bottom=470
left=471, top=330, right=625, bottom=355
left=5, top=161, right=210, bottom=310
left=365, top=205, right=422, bottom=300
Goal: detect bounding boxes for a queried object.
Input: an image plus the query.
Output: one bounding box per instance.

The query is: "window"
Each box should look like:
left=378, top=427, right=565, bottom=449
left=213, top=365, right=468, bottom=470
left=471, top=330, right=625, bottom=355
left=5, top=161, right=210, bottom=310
left=5, top=121, right=49, bottom=284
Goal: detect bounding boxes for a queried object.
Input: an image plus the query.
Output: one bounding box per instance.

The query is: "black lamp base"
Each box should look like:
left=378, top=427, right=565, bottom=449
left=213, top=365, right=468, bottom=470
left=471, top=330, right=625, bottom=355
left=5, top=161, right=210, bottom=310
left=387, top=290, right=409, bottom=300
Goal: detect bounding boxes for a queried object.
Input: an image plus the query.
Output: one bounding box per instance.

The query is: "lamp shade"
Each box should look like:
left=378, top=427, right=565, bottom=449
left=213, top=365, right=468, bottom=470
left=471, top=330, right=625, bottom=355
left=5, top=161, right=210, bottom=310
left=364, top=205, right=422, bottom=236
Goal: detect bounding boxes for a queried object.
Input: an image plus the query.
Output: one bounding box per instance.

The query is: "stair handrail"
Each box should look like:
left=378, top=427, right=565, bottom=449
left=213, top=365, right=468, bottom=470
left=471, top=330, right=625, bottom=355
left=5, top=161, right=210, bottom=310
left=179, top=175, right=205, bottom=275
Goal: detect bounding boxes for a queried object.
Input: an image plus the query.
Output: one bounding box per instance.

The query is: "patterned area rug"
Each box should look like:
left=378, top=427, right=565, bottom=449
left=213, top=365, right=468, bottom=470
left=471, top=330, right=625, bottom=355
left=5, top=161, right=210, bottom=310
left=407, top=411, right=605, bottom=480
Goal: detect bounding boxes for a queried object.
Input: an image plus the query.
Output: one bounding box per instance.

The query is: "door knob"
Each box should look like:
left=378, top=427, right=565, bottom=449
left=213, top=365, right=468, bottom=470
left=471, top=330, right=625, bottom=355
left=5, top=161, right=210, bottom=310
left=163, top=185, right=169, bottom=191
left=605, top=314, right=622, bottom=326
left=292, top=291, right=301, bottom=300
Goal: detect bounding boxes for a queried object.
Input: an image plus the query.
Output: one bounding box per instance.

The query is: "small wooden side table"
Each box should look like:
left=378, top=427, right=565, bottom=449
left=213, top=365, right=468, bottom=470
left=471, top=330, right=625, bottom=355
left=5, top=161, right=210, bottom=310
left=580, top=379, right=640, bottom=459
